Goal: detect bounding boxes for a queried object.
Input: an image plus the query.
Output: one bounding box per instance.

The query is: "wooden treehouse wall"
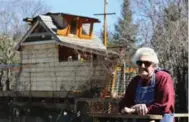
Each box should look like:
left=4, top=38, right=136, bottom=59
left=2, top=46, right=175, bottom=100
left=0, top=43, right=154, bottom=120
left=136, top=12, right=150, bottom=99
left=17, top=42, right=108, bottom=91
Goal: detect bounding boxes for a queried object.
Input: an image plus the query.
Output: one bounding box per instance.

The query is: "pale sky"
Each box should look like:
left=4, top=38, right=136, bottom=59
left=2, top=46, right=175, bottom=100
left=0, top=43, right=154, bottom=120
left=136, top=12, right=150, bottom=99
left=45, top=0, right=122, bottom=35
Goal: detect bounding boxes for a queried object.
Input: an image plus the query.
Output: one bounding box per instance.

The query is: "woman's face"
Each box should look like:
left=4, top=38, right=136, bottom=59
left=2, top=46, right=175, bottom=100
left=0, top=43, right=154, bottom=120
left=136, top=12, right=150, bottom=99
left=136, top=55, right=156, bottom=79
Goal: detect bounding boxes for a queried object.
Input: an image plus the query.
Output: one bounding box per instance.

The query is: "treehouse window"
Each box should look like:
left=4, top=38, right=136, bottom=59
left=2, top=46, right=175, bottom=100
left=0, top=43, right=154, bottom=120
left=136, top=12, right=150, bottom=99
left=70, top=20, right=77, bottom=35
left=82, top=23, right=90, bottom=35
left=79, top=22, right=93, bottom=39
left=59, top=46, right=78, bottom=62
left=51, top=14, right=68, bottom=29
left=77, top=51, right=96, bottom=62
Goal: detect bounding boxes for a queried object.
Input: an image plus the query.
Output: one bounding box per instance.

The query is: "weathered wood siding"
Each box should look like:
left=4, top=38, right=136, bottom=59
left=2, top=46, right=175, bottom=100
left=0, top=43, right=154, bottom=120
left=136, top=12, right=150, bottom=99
left=17, top=43, right=108, bottom=91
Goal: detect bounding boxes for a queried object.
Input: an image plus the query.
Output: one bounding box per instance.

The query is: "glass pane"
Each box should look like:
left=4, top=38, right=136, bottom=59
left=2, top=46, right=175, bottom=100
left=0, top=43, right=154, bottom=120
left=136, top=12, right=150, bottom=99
left=82, top=23, right=90, bottom=35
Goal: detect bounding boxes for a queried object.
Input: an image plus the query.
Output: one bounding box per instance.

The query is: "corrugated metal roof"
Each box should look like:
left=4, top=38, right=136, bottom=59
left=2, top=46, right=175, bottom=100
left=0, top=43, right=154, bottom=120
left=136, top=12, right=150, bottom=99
left=39, top=15, right=107, bottom=52
left=39, top=15, right=57, bottom=34
left=57, top=36, right=106, bottom=51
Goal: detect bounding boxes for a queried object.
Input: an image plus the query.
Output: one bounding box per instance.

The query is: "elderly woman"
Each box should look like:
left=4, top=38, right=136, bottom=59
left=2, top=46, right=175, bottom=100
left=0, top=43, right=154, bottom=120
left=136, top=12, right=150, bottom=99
left=119, top=47, right=175, bottom=122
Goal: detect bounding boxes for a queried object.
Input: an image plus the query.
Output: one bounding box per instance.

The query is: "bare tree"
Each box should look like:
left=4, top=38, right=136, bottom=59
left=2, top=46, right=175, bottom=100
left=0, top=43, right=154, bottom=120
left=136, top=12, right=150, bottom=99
left=132, top=0, right=188, bottom=112
left=0, top=0, right=50, bottom=90
left=0, top=0, right=50, bottom=37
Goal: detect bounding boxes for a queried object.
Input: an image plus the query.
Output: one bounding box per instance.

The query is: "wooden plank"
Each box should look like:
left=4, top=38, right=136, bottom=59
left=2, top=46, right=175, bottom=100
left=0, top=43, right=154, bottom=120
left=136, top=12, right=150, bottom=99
left=21, top=71, right=81, bottom=77
left=25, top=49, right=57, bottom=55
left=17, top=82, right=83, bottom=91
left=23, top=61, right=93, bottom=67
left=20, top=71, right=106, bottom=79
left=19, top=75, right=104, bottom=82
left=22, top=48, right=57, bottom=55
left=22, top=57, right=58, bottom=63
left=0, top=91, right=81, bottom=98
left=58, top=61, right=93, bottom=67
left=22, top=52, right=58, bottom=60
left=89, top=113, right=163, bottom=120
left=174, top=113, right=189, bottom=117
left=22, top=53, right=58, bottom=59
left=28, top=32, right=52, bottom=37
left=21, top=65, right=104, bottom=72
left=88, top=113, right=189, bottom=120
left=21, top=60, right=104, bottom=69
left=22, top=42, right=57, bottom=49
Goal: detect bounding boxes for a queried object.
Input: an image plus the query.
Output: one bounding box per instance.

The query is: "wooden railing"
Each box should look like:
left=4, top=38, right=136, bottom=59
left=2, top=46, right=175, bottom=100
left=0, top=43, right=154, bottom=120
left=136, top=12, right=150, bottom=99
left=74, top=98, right=189, bottom=122
left=88, top=113, right=189, bottom=122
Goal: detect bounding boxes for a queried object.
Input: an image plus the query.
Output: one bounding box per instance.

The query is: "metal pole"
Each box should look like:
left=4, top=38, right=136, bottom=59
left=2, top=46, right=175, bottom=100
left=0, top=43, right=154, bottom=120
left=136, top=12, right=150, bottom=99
left=104, top=0, right=107, bottom=47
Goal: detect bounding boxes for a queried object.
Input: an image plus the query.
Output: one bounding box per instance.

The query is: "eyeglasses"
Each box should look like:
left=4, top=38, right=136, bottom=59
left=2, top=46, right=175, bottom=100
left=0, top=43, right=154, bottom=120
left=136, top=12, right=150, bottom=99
left=136, top=60, right=153, bottom=67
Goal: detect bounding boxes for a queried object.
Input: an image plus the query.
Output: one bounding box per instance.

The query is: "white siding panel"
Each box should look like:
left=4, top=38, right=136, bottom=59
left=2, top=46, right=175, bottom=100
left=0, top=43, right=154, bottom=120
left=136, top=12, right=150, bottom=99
left=22, top=43, right=57, bottom=50
left=19, top=44, right=108, bottom=91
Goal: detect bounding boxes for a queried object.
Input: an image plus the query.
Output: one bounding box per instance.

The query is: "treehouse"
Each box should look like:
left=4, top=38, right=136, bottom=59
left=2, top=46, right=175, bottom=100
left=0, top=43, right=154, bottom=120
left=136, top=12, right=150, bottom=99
left=0, top=13, right=138, bottom=121
left=15, top=12, right=119, bottom=97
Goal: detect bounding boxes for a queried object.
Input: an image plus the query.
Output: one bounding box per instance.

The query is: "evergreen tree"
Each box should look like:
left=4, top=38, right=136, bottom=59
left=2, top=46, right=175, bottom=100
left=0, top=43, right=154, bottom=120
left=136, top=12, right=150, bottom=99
left=110, top=0, right=138, bottom=96
left=113, top=0, right=138, bottom=56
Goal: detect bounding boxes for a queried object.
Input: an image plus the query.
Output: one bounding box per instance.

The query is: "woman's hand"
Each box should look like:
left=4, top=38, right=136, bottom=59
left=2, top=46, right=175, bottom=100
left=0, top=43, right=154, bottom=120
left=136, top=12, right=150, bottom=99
left=131, top=104, right=148, bottom=115
left=121, top=107, right=135, bottom=114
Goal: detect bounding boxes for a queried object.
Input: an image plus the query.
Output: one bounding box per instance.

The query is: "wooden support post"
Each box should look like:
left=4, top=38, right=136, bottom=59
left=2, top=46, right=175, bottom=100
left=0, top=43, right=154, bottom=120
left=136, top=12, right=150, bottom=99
left=94, top=0, right=116, bottom=47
